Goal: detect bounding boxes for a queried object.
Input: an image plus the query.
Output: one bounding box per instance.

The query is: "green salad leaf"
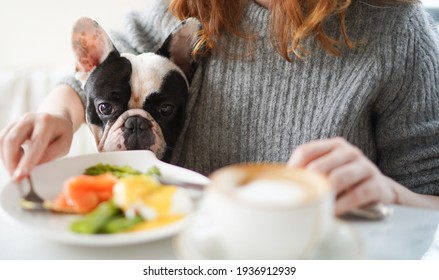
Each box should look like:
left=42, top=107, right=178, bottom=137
left=84, top=163, right=161, bottom=178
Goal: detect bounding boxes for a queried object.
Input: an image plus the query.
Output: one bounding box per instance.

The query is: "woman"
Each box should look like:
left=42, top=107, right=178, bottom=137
left=1, top=0, right=439, bottom=215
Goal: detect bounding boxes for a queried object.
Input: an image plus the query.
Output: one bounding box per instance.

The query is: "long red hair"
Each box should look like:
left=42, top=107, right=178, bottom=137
left=169, top=0, right=419, bottom=61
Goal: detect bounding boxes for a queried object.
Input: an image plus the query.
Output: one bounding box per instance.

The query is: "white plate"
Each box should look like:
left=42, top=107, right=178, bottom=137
left=0, top=150, right=210, bottom=247
left=173, top=218, right=364, bottom=260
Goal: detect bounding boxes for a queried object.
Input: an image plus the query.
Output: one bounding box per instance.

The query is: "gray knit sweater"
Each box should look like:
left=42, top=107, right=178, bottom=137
left=64, top=0, right=439, bottom=195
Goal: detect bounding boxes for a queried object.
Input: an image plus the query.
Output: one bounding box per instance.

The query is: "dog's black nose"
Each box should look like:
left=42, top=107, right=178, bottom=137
left=122, top=116, right=155, bottom=151
left=124, top=116, right=152, bottom=131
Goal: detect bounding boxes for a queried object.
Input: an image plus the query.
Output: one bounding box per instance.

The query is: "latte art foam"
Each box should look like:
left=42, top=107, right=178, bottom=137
left=235, top=179, right=307, bottom=206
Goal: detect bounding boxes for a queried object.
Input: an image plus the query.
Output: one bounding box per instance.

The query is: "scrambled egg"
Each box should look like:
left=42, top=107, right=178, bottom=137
left=113, top=175, right=193, bottom=230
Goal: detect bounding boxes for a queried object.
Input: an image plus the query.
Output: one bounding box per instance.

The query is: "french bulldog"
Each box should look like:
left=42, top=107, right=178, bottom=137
left=71, top=17, right=200, bottom=161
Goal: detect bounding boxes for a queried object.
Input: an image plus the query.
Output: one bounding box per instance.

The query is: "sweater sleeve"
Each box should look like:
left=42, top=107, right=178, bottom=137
left=58, top=0, right=179, bottom=108
left=374, top=4, right=439, bottom=195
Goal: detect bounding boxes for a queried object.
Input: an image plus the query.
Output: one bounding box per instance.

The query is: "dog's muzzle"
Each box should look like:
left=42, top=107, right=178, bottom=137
left=121, top=115, right=155, bottom=150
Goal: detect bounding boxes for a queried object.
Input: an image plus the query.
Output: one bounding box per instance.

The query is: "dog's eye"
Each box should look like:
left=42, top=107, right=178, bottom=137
left=159, top=104, right=174, bottom=118
left=98, top=103, right=113, bottom=115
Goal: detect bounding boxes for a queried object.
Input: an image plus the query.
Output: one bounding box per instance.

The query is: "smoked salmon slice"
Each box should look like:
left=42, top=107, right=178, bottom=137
left=52, top=173, right=118, bottom=213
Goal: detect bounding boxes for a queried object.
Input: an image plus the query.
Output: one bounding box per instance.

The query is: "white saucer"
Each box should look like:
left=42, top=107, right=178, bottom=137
left=173, top=219, right=364, bottom=260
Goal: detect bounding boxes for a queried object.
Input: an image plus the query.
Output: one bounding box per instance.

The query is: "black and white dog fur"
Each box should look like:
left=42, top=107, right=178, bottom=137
left=71, top=17, right=200, bottom=161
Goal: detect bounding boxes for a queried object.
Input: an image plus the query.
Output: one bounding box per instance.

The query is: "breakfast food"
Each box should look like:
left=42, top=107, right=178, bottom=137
left=63, top=164, right=193, bottom=234
left=114, top=175, right=193, bottom=220
left=84, top=163, right=160, bottom=178
left=52, top=173, right=118, bottom=213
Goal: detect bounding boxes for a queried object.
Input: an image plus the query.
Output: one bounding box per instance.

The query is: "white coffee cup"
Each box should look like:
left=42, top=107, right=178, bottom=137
left=193, top=163, right=334, bottom=260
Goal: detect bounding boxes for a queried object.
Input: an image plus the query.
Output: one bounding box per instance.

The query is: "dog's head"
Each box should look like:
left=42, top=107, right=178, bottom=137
left=71, top=17, right=200, bottom=160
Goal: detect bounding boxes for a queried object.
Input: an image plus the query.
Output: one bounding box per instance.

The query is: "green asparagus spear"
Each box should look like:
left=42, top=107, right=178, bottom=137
left=101, top=215, right=144, bottom=233
left=70, top=200, right=121, bottom=234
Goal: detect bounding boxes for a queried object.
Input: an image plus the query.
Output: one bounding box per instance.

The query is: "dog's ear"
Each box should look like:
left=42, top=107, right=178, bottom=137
left=71, top=17, right=116, bottom=86
left=156, top=18, right=201, bottom=83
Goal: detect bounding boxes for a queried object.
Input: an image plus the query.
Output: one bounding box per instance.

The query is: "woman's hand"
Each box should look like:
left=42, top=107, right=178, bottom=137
left=0, top=84, right=84, bottom=182
left=0, top=112, right=74, bottom=181
left=288, top=137, right=399, bottom=215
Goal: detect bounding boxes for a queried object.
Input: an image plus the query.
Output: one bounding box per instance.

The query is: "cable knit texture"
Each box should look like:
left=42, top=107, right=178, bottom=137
left=60, top=0, right=439, bottom=195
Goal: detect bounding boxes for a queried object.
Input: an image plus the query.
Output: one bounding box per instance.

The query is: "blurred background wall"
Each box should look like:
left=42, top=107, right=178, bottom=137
left=0, top=0, right=150, bottom=68
left=0, top=0, right=437, bottom=68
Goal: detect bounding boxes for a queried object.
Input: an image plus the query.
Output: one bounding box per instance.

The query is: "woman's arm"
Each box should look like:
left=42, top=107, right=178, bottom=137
left=391, top=178, right=439, bottom=209
left=38, top=84, right=85, bottom=132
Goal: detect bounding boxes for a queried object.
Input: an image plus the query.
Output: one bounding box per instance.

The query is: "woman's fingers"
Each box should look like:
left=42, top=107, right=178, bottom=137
left=288, top=138, right=372, bottom=193
left=288, top=137, right=353, bottom=168
left=14, top=115, right=56, bottom=180
left=39, top=129, right=73, bottom=165
left=0, top=113, right=74, bottom=181
left=0, top=115, right=36, bottom=176
left=335, top=178, right=381, bottom=215
left=288, top=138, right=341, bottom=167
left=329, top=159, right=374, bottom=195
left=306, top=146, right=363, bottom=175
left=288, top=137, right=398, bottom=215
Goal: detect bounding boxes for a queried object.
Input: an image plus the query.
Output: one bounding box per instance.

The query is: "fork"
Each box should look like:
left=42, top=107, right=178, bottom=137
left=157, top=176, right=205, bottom=191
left=19, top=176, right=49, bottom=211
left=19, top=176, right=68, bottom=212
left=157, top=177, right=205, bottom=201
